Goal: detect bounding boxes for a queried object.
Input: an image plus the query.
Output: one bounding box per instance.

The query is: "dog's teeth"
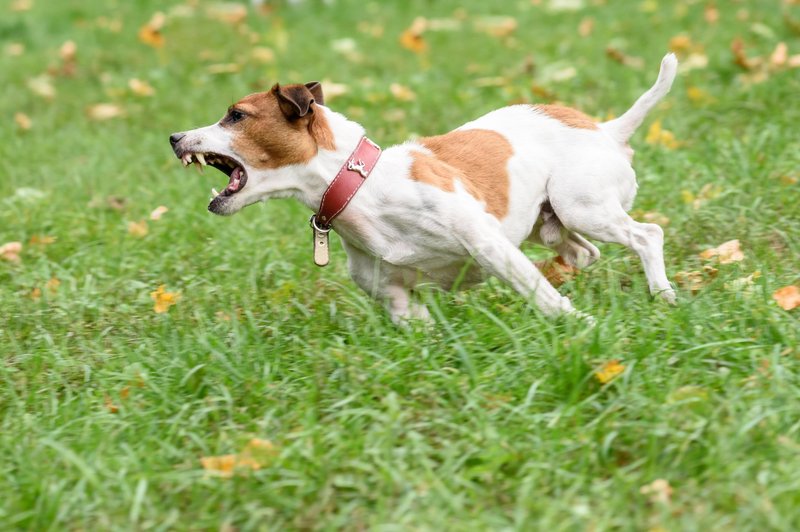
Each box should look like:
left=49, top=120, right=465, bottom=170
left=196, top=153, right=207, bottom=166
left=194, top=160, right=203, bottom=173
left=212, top=187, right=219, bottom=196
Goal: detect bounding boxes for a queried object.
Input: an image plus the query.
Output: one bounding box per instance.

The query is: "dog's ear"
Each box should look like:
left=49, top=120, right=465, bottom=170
left=304, top=81, right=324, bottom=106
left=272, top=83, right=315, bottom=120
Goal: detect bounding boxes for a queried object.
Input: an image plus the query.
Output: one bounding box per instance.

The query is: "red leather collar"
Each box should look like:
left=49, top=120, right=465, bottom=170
left=312, top=136, right=381, bottom=229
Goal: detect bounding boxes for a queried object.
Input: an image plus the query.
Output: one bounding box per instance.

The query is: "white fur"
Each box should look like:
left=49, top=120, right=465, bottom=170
left=174, top=54, right=678, bottom=324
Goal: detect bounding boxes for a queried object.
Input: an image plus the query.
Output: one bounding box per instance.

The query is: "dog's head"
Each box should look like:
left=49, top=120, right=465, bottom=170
left=169, top=82, right=335, bottom=215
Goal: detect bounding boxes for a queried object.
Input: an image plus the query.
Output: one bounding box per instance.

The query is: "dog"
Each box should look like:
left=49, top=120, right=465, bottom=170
left=170, top=53, right=678, bottom=324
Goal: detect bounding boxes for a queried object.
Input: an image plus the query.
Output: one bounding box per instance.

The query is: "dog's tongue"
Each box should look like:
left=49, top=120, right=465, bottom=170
left=227, top=167, right=243, bottom=192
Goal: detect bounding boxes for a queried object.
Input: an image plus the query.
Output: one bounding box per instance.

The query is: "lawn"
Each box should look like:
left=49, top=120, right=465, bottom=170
left=2, top=0, right=799, bottom=529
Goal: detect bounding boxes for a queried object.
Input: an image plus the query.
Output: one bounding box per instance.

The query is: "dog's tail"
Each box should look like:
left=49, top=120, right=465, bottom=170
left=600, top=53, right=678, bottom=143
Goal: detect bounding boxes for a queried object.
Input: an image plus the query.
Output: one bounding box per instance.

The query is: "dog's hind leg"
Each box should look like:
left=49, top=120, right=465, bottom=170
left=552, top=199, right=675, bottom=303
left=531, top=202, right=601, bottom=268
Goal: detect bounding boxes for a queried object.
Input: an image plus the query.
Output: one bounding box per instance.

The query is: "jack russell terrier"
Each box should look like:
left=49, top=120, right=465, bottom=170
left=169, top=53, right=678, bottom=324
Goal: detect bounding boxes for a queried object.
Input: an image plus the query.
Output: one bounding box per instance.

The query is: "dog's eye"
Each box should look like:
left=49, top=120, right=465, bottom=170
left=227, top=109, right=245, bottom=123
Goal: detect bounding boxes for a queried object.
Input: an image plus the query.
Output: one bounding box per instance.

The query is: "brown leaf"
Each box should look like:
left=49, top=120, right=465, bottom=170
left=29, top=287, right=42, bottom=300
left=770, top=42, right=788, bottom=67
left=251, top=47, right=274, bottom=63
left=578, top=17, right=594, bottom=37
left=0, top=241, right=22, bottom=263
left=11, top=0, right=33, bottom=12
left=46, top=277, right=60, bottom=294
left=29, top=235, right=56, bottom=245
left=675, top=266, right=718, bottom=293
left=389, top=83, right=416, bottom=102
left=473, top=16, right=518, bottom=38
left=606, top=47, right=644, bottom=69
left=150, top=285, right=180, bottom=313
left=534, top=256, right=579, bottom=287
left=5, top=43, right=25, bottom=56
left=731, top=38, right=760, bottom=70
left=699, top=239, right=744, bottom=264
left=27, top=75, right=56, bottom=100
left=205, top=3, right=247, bottom=25
left=773, top=285, right=800, bottom=311
left=704, top=4, right=719, bottom=24
left=201, top=438, right=276, bottom=477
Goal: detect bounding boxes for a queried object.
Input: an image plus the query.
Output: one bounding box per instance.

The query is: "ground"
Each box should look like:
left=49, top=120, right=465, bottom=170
left=1, top=0, right=799, bottom=529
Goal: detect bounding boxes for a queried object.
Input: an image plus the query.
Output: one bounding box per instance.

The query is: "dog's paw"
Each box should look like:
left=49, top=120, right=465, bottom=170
left=654, top=287, right=677, bottom=305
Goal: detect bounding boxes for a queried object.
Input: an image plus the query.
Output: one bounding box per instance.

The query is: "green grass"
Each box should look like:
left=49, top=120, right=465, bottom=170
left=2, top=0, right=800, bottom=529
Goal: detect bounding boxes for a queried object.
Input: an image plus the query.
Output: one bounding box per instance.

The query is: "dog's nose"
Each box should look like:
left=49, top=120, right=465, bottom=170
left=169, top=132, right=186, bottom=147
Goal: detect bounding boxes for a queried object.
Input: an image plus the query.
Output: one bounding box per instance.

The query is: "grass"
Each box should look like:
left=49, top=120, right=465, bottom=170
left=2, top=0, right=800, bottom=529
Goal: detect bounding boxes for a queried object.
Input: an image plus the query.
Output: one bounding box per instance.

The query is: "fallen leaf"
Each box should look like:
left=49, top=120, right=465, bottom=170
left=400, top=17, right=428, bottom=53
left=389, top=83, right=416, bottom=102
left=731, top=38, right=759, bottom=70
left=681, top=183, right=721, bottom=209
left=206, top=63, right=240, bottom=74
left=29, top=287, right=41, bottom=300
left=606, top=47, right=644, bottom=69
left=534, top=256, right=579, bottom=287
left=770, top=42, right=788, bottom=67
left=319, top=79, right=349, bottom=100
left=645, top=120, right=681, bottom=149
left=668, top=34, right=693, bottom=55
left=11, top=0, right=33, bottom=12
left=473, top=16, right=518, bottom=38
left=667, top=385, right=709, bottom=404
left=149, top=205, right=169, bottom=220
left=138, top=12, right=166, bottom=48
left=578, top=17, right=594, bottom=37
left=687, top=86, right=713, bottom=104
left=29, top=235, right=56, bottom=245
left=205, top=3, right=247, bottom=25
left=773, top=285, right=800, bottom=311
left=150, top=285, right=180, bottom=313
left=86, top=103, right=125, bottom=121
left=27, top=75, right=56, bottom=100
left=59, top=40, right=77, bottom=62
left=46, top=277, right=60, bottom=294
left=201, top=438, right=276, bottom=477
left=14, top=112, right=32, bottom=130
left=595, top=360, right=625, bottom=384
left=699, top=239, right=744, bottom=264
left=128, top=78, right=155, bottom=96
left=704, top=4, right=719, bottom=24
left=104, top=394, right=119, bottom=413
left=641, top=211, right=670, bottom=226
left=640, top=479, right=673, bottom=504
left=5, top=43, right=25, bottom=56
left=675, top=265, right=719, bottom=293
left=725, top=271, right=760, bottom=291
left=127, top=220, right=148, bottom=237
left=251, top=46, right=274, bottom=63
left=0, top=242, right=22, bottom=263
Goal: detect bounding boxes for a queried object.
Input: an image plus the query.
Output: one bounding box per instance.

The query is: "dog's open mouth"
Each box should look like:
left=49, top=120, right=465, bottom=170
left=181, top=152, right=248, bottom=198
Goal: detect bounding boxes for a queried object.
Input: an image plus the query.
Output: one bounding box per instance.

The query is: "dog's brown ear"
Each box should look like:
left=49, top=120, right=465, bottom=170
left=304, top=81, right=324, bottom=106
left=272, top=83, right=315, bottom=120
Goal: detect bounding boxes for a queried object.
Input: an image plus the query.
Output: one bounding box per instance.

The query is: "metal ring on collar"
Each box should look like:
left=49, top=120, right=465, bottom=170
left=309, top=215, right=331, bottom=233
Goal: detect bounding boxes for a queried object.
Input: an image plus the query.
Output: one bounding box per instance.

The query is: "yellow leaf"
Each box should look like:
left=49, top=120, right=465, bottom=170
left=251, top=47, right=275, bottom=63
left=127, top=220, right=148, bottom=237
left=5, top=43, right=25, bottom=56
left=704, top=4, right=719, bottom=24
left=595, top=360, right=625, bottom=384
left=770, top=42, right=788, bottom=68
left=0, top=241, right=22, bottom=262
left=201, top=438, right=276, bottom=477
left=773, top=286, right=800, bottom=311
left=669, top=34, right=693, bottom=54
left=46, top=277, right=60, bottom=294
left=87, top=103, right=125, bottom=121
left=206, top=63, right=240, bottom=74
left=149, top=205, right=169, bottom=220
left=645, top=120, right=681, bottom=149
left=675, top=266, right=718, bottom=294
left=400, top=17, right=428, bottom=54
left=699, top=239, right=744, bottom=264
left=686, top=86, right=712, bottom=104
left=606, top=47, right=644, bottom=69
left=640, top=479, right=673, bottom=504
left=29, top=235, right=56, bottom=245
left=578, top=17, right=594, bottom=37
left=14, top=112, right=32, bottom=130
left=473, top=16, right=518, bottom=38
left=128, top=78, right=155, bottom=97
left=725, top=271, right=760, bottom=290
left=59, top=40, right=77, bottom=62
left=29, top=287, right=41, bottom=300
left=138, top=12, right=166, bottom=48
left=150, top=285, right=180, bottom=313
left=27, top=75, right=56, bottom=100
left=11, top=0, right=33, bottom=12
left=389, top=83, right=416, bottom=102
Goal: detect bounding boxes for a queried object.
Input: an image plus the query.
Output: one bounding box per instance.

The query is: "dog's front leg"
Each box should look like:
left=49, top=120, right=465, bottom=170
left=343, top=242, right=430, bottom=324
left=455, top=218, right=591, bottom=322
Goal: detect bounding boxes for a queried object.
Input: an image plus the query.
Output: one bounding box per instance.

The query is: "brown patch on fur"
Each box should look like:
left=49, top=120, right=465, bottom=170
left=230, top=86, right=335, bottom=169
left=412, top=129, right=513, bottom=219
left=534, top=104, right=598, bottom=130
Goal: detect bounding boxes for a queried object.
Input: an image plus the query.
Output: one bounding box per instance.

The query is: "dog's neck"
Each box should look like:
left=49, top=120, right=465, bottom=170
left=284, top=107, right=367, bottom=212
